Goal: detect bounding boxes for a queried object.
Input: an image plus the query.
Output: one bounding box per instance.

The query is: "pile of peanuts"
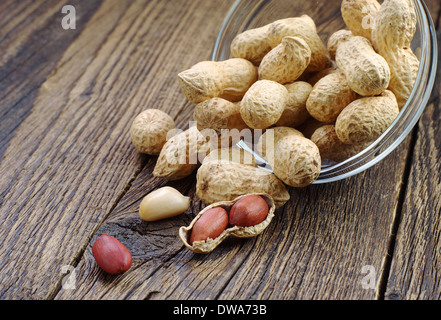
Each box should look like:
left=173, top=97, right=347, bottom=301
left=128, top=0, right=418, bottom=253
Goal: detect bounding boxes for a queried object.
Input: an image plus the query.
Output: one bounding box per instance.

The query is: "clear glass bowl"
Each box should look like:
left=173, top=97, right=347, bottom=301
left=212, top=0, right=437, bottom=184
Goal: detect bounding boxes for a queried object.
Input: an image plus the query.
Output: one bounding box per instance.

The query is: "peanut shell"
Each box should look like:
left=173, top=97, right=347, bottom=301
left=153, top=126, right=212, bottom=180
left=193, top=98, right=248, bottom=146
left=130, top=109, right=175, bottom=155
left=230, top=25, right=272, bottom=65
left=179, top=193, right=276, bottom=254
left=177, top=58, right=258, bottom=104
left=327, top=29, right=352, bottom=61
left=386, top=48, right=419, bottom=109
left=311, top=125, right=372, bottom=163
left=335, top=90, right=399, bottom=144
left=306, top=72, right=358, bottom=123
left=371, top=0, right=416, bottom=51
left=275, top=81, right=312, bottom=127
left=196, top=160, right=290, bottom=209
left=272, top=135, right=321, bottom=187
left=268, top=15, right=329, bottom=72
left=341, top=0, right=380, bottom=42
left=371, top=0, right=419, bottom=109
left=240, top=80, right=288, bottom=129
left=256, top=126, right=304, bottom=160
left=259, top=36, right=311, bottom=85
left=335, top=35, right=390, bottom=96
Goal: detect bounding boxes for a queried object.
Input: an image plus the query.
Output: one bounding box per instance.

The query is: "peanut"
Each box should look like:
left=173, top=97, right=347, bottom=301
left=385, top=48, right=419, bottom=109
left=271, top=135, right=321, bottom=187
left=203, top=147, right=257, bottom=167
left=189, top=207, right=229, bottom=245
left=179, top=193, right=276, bottom=253
left=92, top=234, right=132, bottom=275
left=372, top=0, right=416, bottom=51
left=196, top=160, right=290, bottom=209
left=306, top=72, right=358, bottom=123
left=229, top=194, right=269, bottom=227
left=302, top=66, right=340, bottom=87
left=372, top=0, right=419, bottom=109
left=275, top=81, right=312, bottom=127
left=268, top=15, right=329, bottom=72
left=311, top=125, right=372, bottom=163
left=341, top=0, right=380, bottom=42
left=193, top=98, right=247, bottom=147
left=240, top=80, right=288, bottom=129
left=153, top=126, right=212, bottom=180
left=258, top=36, right=311, bottom=84
left=230, top=15, right=328, bottom=72
left=327, top=29, right=352, bottom=61
left=256, top=126, right=304, bottom=160
left=130, top=109, right=175, bottom=155
left=139, top=186, right=190, bottom=221
left=230, top=25, right=272, bottom=65
left=335, top=90, right=399, bottom=144
left=335, top=35, right=390, bottom=96
left=177, top=58, right=258, bottom=104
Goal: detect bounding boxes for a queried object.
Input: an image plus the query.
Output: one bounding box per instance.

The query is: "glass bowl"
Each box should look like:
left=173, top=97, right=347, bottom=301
left=211, top=0, right=437, bottom=184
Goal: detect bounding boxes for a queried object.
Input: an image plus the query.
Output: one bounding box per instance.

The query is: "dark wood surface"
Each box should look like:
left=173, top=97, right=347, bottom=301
left=0, top=0, right=440, bottom=300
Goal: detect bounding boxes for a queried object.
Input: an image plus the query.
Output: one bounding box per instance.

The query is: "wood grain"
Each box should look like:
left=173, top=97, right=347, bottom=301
left=0, top=0, right=233, bottom=299
left=0, top=0, right=104, bottom=159
left=0, top=0, right=440, bottom=301
left=385, top=100, right=441, bottom=300
left=384, top=2, right=441, bottom=299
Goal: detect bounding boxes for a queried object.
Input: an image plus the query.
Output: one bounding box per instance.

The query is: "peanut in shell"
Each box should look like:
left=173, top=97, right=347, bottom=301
left=179, top=193, right=276, bottom=254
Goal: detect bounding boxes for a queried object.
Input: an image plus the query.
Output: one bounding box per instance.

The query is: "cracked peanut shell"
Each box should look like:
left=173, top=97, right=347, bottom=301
left=179, top=193, right=276, bottom=254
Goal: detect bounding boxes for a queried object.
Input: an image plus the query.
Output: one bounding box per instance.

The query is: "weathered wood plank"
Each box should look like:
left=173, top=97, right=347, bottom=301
left=0, top=0, right=104, bottom=159
left=0, top=0, right=134, bottom=300
left=0, top=0, right=233, bottom=299
left=384, top=3, right=441, bottom=299
left=385, top=100, right=441, bottom=300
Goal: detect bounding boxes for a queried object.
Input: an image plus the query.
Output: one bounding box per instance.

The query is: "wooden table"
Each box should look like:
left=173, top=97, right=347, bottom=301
left=0, top=0, right=440, bottom=301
